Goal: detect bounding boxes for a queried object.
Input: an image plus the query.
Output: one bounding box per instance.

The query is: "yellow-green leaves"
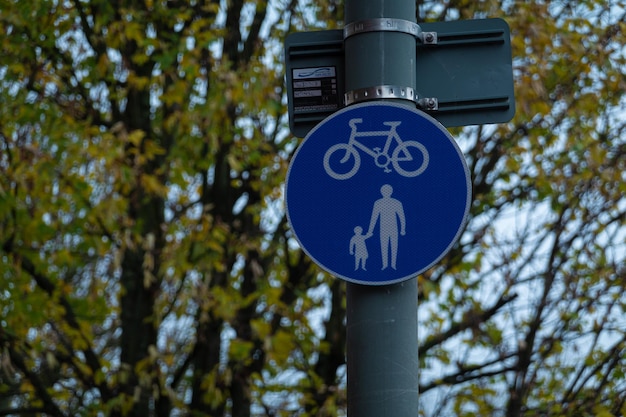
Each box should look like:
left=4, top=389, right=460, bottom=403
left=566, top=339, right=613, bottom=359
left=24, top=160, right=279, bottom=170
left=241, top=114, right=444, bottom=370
left=1, top=1, right=625, bottom=416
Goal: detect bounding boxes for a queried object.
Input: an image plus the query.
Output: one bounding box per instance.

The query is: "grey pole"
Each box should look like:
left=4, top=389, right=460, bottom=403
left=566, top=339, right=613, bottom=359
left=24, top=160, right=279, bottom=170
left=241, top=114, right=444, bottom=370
left=344, top=1, right=420, bottom=416
left=346, top=282, right=419, bottom=416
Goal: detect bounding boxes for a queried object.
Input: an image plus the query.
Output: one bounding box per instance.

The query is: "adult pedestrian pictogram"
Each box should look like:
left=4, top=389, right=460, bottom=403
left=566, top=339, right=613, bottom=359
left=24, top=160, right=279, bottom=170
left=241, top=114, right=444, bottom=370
left=365, top=184, right=406, bottom=270
left=323, top=118, right=429, bottom=180
left=286, top=101, right=471, bottom=285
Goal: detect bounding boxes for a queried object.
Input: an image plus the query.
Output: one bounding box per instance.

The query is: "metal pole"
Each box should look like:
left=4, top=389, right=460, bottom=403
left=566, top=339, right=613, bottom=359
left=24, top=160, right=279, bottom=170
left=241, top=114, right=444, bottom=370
left=344, top=1, right=419, bottom=416
left=346, top=282, right=419, bottom=416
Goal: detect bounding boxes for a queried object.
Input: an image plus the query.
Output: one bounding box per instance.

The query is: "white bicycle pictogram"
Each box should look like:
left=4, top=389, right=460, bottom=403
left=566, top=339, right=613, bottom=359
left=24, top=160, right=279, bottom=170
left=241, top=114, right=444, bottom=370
left=323, top=118, right=429, bottom=180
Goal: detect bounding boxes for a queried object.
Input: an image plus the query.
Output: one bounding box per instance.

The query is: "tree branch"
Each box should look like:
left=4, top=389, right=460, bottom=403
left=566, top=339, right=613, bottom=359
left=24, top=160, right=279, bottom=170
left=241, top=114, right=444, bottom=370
left=419, top=292, right=518, bottom=357
left=6, top=247, right=113, bottom=402
left=6, top=344, right=65, bottom=417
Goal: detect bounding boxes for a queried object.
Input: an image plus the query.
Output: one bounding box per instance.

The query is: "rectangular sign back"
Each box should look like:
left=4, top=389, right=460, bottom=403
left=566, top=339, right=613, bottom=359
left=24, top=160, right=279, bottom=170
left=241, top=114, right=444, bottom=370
left=285, top=18, right=515, bottom=137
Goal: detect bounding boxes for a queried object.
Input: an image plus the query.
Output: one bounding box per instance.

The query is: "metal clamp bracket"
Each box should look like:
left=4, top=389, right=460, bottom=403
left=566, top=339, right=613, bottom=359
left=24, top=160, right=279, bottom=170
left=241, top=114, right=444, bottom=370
left=344, top=18, right=438, bottom=44
left=418, top=97, right=439, bottom=111
left=421, top=31, right=438, bottom=45
left=344, top=18, right=422, bottom=39
left=344, top=85, right=417, bottom=106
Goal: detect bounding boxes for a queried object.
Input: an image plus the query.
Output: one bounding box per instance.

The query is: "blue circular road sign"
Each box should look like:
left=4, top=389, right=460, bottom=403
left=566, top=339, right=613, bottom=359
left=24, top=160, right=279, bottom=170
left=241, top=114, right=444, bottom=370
left=285, top=102, right=471, bottom=285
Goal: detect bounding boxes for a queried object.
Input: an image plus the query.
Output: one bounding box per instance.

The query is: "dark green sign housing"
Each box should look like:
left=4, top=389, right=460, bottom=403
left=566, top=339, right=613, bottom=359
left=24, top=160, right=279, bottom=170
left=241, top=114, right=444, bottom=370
left=285, top=18, right=515, bottom=137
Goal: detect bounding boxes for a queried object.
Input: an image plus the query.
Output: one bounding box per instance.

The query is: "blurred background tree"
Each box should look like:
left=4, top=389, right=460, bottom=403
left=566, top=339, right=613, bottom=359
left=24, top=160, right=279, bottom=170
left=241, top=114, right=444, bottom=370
left=0, top=1, right=624, bottom=416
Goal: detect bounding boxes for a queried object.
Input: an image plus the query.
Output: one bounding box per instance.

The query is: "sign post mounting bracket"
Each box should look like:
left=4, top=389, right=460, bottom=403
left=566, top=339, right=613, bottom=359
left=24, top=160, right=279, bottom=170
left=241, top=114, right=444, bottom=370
left=285, top=18, right=515, bottom=137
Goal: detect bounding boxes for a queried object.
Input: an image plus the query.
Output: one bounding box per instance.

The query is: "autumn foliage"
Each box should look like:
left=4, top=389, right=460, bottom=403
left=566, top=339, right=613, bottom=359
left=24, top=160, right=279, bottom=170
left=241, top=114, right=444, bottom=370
left=0, top=1, right=625, bottom=416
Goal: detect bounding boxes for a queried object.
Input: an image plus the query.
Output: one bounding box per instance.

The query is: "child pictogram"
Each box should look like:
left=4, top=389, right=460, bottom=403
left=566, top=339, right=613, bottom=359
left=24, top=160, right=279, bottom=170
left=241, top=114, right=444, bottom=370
left=349, top=226, right=369, bottom=271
